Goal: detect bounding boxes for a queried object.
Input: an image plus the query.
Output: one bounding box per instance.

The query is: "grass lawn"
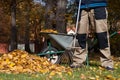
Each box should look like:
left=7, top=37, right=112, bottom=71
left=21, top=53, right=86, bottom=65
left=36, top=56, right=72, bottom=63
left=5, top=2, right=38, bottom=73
left=0, top=60, right=120, bottom=80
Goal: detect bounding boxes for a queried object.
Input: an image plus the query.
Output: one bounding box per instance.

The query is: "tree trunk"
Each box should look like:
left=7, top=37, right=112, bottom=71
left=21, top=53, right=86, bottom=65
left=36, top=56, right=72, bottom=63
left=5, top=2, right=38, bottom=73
left=44, top=0, right=56, bottom=29
left=44, top=0, right=52, bottom=29
left=56, top=0, right=67, bottom=33
left=10, top=0, right=17, bottom=51
left=25, top=3, right=31, bottom=53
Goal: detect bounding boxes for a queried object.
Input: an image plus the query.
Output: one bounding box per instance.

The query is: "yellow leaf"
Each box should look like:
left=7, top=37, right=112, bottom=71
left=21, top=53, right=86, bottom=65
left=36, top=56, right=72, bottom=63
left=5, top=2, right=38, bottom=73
left=49, top=71, right=56, bottom=76
left=88, top=77, right=96, bottom=80
left=105, top=75, right=116, bottom=80
left=9, top=63, right=15, bottom=67
left=21, top=54, right=27, bottom=58
left=68, top=71, right=72, bottom=75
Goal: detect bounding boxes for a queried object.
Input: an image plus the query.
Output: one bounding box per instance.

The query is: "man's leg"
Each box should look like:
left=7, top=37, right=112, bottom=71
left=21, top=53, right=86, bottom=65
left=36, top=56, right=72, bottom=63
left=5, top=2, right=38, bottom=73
left=70, top=10, right=89, bottom=67
left=94, top=7, right=114, bottom=69
left=96, top=19, right=113, bottom=68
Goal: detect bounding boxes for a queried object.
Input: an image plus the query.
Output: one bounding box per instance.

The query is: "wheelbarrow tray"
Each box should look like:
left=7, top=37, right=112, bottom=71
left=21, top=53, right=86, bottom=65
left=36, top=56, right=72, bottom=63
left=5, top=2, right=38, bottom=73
left=40, top=32, right=75, bottom=50
left=48, top=33, right=74, bottom=49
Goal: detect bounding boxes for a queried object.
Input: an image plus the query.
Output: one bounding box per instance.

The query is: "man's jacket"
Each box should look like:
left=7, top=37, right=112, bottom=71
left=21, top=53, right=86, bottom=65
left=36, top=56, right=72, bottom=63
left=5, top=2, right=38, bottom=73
left=75, top=0, right=107, bottom=9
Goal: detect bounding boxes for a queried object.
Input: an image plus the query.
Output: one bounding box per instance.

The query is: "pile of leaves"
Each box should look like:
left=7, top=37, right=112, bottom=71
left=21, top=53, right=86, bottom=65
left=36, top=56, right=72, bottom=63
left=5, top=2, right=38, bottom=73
left=0, top=50, right=72, bottom=76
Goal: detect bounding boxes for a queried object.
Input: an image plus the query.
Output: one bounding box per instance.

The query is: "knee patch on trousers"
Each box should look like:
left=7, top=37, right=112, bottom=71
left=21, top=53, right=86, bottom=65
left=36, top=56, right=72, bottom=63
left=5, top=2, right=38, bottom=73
left=94, top=7, right=106, bottom=20
left=96, top=32, right=108, bottom=49
left=76, top=34, right=87, bottom=49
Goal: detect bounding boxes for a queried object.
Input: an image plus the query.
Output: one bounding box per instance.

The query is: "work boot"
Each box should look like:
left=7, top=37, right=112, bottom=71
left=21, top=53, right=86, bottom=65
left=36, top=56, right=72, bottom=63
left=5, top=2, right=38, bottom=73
left=70, top=63, right=84, bottom=68
left=105, top=66, right=114, bottom=71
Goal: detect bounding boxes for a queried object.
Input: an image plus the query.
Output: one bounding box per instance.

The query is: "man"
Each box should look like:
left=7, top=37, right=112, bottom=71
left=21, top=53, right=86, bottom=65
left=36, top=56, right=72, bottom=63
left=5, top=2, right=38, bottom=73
left=70, top=0, right=114, bottom=70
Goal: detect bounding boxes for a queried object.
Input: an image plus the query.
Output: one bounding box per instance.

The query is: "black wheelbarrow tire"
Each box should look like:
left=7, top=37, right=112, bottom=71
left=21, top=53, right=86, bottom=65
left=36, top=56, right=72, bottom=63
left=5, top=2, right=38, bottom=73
left=42, top=47, right=61, bottom=64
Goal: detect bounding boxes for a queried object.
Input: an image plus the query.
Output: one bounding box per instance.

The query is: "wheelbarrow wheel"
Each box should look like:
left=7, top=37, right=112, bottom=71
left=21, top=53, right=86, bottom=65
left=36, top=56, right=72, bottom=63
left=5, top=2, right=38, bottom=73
left=42, top=47, right=61, bottom=64
left=60, top=50, right=73, bottom=65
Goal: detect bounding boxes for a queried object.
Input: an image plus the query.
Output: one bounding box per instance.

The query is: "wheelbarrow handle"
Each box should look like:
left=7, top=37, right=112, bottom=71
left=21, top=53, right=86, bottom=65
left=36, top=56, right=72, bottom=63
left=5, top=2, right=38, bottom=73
left=110, top=31, right=120, bottom=37
left=117, top=30, right=120, bottom=34
left=110, top=31, right=117, bottom=37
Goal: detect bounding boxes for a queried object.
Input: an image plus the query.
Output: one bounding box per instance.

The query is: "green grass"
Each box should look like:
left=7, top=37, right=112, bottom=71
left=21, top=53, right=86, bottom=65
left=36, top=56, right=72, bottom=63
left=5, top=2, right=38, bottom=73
left=0, top=61, right=120, bottom=80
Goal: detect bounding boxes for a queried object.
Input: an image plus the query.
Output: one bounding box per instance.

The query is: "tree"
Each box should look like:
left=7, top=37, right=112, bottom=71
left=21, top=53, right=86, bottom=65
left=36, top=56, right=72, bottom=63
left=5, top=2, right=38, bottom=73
left=10, top=0, right=17, bottom=51
left=43, top=0, right=68, bottom=33
left=0, top=7, right=10, bottom=43
left=44, top=0, right=57, bottom=29
left=56, top=0, right=67, bottom=33
left=108, top=0, right=120, bottom=31
left=24, top=0, right=31, bottom=52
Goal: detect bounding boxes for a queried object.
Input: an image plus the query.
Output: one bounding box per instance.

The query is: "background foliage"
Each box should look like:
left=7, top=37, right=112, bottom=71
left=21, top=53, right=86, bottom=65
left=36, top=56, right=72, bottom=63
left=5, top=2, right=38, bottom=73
left=0, top=0, right=120, bottom=54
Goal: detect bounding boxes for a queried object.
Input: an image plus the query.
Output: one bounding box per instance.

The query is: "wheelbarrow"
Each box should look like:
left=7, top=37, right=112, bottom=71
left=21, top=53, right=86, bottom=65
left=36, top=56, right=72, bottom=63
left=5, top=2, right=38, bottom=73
left=38, top=32, right=76, bottom=64
left=38, top=30, right=120, bottom=64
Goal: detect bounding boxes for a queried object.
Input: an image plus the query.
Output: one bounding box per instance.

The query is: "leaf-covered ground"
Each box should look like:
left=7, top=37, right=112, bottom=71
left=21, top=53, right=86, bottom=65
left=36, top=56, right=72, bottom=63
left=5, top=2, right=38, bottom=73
left=0, top=50, right=120, bottom=80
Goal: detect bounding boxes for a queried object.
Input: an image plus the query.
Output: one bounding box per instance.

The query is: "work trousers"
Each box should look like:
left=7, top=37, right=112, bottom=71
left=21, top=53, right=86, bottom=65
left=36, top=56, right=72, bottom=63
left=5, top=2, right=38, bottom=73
left=72, top=8, right=113, bottom=68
